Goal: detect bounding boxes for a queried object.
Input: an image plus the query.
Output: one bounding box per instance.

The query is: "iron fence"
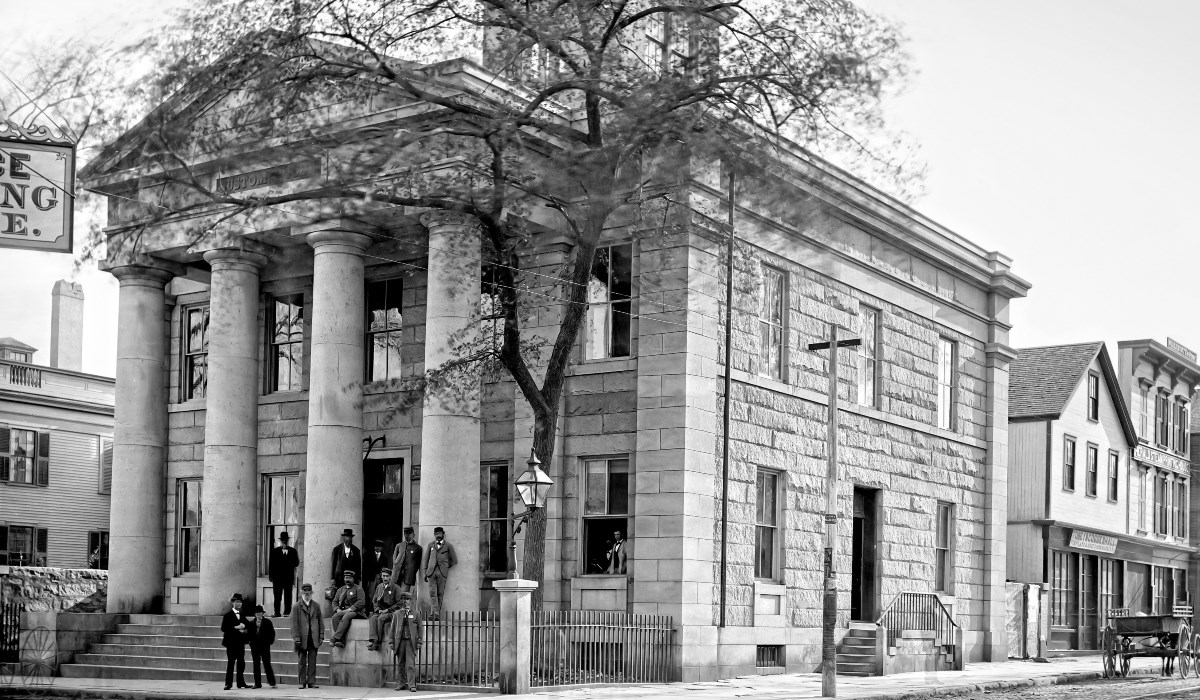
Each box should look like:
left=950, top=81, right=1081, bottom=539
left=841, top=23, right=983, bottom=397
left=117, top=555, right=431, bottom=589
left=397, top=611, right=499, bottom=689
left=1, top=597, right=18, bottom=663
left=531, top=610, right=674, bottom=688
left=876, top=591, right=958, bottom=649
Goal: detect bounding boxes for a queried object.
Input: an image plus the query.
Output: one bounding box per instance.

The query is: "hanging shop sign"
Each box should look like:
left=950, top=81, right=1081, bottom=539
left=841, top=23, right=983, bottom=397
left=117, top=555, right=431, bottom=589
left=0, top=121, right=75, bottom=253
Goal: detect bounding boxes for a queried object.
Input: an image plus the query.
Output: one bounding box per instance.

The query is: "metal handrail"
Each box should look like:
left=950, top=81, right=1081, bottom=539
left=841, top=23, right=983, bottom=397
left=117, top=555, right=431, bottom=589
left=875, top=591, right=959, bottom=649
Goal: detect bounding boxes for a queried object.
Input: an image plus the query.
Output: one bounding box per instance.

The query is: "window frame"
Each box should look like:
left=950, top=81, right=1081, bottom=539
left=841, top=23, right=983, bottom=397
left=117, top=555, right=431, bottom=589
left=580, top=456, right=632, bottom=576
left=266, top=293, right=305, bottom=394
left=0, top=426, right=49, bottom=487
left=934, top=501, right=954, bottom=594
left=365, top=277, right=404, bottom=382
left=1174, top=400, right=1189, bottom=455
left=181, top=303, right=210, bottom=401
left=584, top=243, right=635, bottom=362
left=97, top=436, right=112, bottom=495
left=87, top=530, right=109, bottom=569
left=856, top=306, right=880, bottom=408
left=1062, top=435, right=1077, bottom=492
left=1176, top=480, right=1188, bottom=539
left=757, top=264, right=787, bottom=382
left=0, top=524, right=48, bottom=566
left=1085, top=443, right=1099, bottom=498
left=1156, top=391, right=1170, bottom=448
left=754, top=468, right=782, bottom=582
left=1137, top=467, right=1148, bottom=532
left=1107, top=450, right=1120, bottom=503
left=480, top=461, right=511, bottom=575
left=1155, top=471, right=1169, bottom=536
left=261, top=473, right=300, bottom=575
left=176, top=478, right=202, bottom=575
left=936, top=337, right=958, bottom=431
left=1139, top=383, right=1151, bottom=441
left=1087, top=373, right=1100, bottom=422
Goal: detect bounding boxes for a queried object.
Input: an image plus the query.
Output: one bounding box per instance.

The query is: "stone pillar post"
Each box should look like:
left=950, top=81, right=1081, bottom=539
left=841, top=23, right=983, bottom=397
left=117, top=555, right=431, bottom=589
left=418, top=211, right=482, bottom=612
left=106, top=263, right=176, bottom=613
left=494, top=579, right=536, bottom=694
left=302, top=230, right=372, bottom=594
left=983, top=334, right=1017, bottom=659
left=197, top=248, right=268, bottom=614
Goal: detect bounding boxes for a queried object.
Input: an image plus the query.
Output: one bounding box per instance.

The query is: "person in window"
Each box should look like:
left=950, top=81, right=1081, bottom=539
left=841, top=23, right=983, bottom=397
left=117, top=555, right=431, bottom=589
left=249, top=605, right=277, bottom=689
left=269, top=532, right=300, bottom=617
left=390, top=592, right=423, bottom=692
left=607, top=530, right=628, bottom=575
left=366, top=569, right=402, bottom=651
left=330, top=570, right=366, bottom=648
left=220, top=593, right=251, bottom=690
left=329, top=528, right=362, bottom=597
left=290, top=583, right=324, bottom=689
left=391, top=527, right=423, bottom=594
left=364, top=539, right=391, bottom=600
left=422, top=527, right=457, bottom=621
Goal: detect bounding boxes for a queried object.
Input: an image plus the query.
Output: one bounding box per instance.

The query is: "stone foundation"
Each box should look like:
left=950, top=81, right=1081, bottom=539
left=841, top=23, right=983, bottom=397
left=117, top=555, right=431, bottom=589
left=1, top=567, right=108, bottom=612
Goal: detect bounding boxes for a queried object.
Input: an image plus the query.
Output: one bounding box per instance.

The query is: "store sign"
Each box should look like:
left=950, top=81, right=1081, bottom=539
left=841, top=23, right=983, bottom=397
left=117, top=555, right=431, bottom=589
left=0, top=123, right=75, bottom=253
left=1069, top=530, right=1118, bottom=554
left=1133, top=444, right=1190, bottom=476
left=1167, top=338, right=1197, bottom=363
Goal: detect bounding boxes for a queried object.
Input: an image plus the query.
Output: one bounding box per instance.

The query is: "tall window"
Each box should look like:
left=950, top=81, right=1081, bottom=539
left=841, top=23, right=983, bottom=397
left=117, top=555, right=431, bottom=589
left=934, top=501, right=953, bottom=592
left=480, top=266, right=505, bottom=358
left=936, top=338, right=957, bottom=431
left=1156, top=392, right=1170, bottom=448
left=1140, top=384, right=1150, bottom=440
left=1174, top=401, right=1189, bottom=454
left=1138, top=469, right=1148, bottom=531
left=366, top=278, right=403, bottom=381
left=87, top=531, right=109, bottom=569
left=754, top=470, right=780, bottom=580
left=0, top=427, right=49, bottom=486
left=1107, top=451, right=1119, bottom=502
left=1100, top=559, right=1123, bottom=624
left=582, top=457, right=630, bottom=574
left=1062, top=436, right=1077, bottom=492
left=268, top=295, right=304, bottom=393
left=1050, top=550, right=1078, bottom=627
left=1085, top=444, right=1099, bottom=497
left=758, top=266, right=785, bottom=381
left=1176, top=481, right=1188, bottom=538
left=480, top=462, right=510, bottom=574
left=1155, top=472, right=1168, bottom=536
left=262, top=474, right=299, bottom=572
left=183, top=305, right=209, bottom=400
left=642, top=13, right=667, bottom=70
left=1087, top=373, right=1100, bottom=421
left=0, top=525, right=47, bottom=566
left=1153, top=566, right=1173, bottom=614
left=177, top=479, right=202, bottom=574
left=585, top=244, right=633, bottom=360
left=856, top=307, right=879, bottom=407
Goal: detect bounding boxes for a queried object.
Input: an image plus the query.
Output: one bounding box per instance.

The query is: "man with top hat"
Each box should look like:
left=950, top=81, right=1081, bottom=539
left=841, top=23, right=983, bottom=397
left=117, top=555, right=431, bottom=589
left=390, top=591, right=423, bottom=692
left=364, top=539, right=391, bottom=600
left=268, top=531, right=300, bottom=617
left=249, top=605, right=277, bottom=689
left=391, top=527, right=422, bottom=594
left=422, top=527, right=457, bottom=621
left=330, top=569, right=366, bottom=648
left=291, top=583, right=324, bottom=689
left=220, top=593, right=251, bottom=690
left=330, top=528, right=362, bottom=591
left=366, top=568, right=403, bottom=651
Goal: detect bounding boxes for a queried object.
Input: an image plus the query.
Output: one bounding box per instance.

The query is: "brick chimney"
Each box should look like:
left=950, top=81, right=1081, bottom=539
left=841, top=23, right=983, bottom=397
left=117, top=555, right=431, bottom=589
left=50, top=280, right=84, bottom=371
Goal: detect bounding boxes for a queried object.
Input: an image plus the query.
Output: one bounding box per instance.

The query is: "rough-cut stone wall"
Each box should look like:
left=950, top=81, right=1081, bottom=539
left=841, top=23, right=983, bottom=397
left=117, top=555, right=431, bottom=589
left=2, top=567, right=108, bottom=612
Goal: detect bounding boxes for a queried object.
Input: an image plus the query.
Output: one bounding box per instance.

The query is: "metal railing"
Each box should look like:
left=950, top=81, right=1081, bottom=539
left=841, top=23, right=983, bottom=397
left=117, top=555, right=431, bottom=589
left=1, top=597, right=18, bottom=663
left=876, top=591, right=959, bottom=649
left=530, top=610, right=674, bottom=688
left=402, top=611, right=498, bottom=689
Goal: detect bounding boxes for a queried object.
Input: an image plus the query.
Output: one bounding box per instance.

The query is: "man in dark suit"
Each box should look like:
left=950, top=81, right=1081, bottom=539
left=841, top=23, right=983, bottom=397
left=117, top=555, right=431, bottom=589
left=422, top=527, right=457, bottom=621
left=221, top=593, right=251, bottom=690
left=330, top=570, right=367, bottom=648
left=606, top=530, right=628, bottom=574
left=390, top=592, right=423, bottom=692
left=330, top=528, right=362, bottom=593
left=291, top=583, right=324, bottom=689
left=391, top=527, right=422, bottom=593
left=364, top=539, right=391, bottom=597
left=268, top=531, right=300, bottom=617
left=249, top=605, right=277, bottom=689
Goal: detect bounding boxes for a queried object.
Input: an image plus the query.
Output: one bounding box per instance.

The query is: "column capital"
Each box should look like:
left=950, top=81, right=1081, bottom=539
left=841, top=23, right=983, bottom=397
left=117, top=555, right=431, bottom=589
left=420, top=210, right=480, bottom=232
left=306, top=229, right=374, bottom=253
left=101, top=260, right=182, bottom=287
left=202, top=247, right=269, bottom=270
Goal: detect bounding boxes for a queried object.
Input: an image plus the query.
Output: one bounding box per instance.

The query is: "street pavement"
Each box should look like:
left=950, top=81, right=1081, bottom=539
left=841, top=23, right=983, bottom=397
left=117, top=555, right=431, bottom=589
left=1, top=656, right=1171, bottom=700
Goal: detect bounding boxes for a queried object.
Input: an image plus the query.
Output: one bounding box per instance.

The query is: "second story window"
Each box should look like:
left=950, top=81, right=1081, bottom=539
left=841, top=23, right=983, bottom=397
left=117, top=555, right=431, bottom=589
left=183, top=305, right=209, bottom=400
left=585, top=244, right=633, bottom=361
left=0, top=427, right=49, bottom=486
left=1138, top=469, right=1148, bottom=531
left=1174, top=401, right=1189, bottom=454
left=758, top=266, right=785, bottom=381
left=856, top=307, right=879, bottom=407
left=1176, top=481, right=1188, bottom=538
left=268, top=295, right=304, bottom=393
left=1155, top=472, right=1168, bottom=536
left=582, top=457, right=630, bottom=575
left=1085, top=444, right=1098, bottom=497
left=480, top=462, right=510, bottom=574
left=936, top=338, right=957, bottom=431
left=1062, top=435, right=1076, bottom=492
left=1139, top=384, right=1150, bottom=440
left=366, top=278, right=403, bottom=382
left=1087, top=373, right=1100, bottom=421
left=1107, top=451, right=1119, bottom=502
left=1156, top=392, right=1170, bottom=448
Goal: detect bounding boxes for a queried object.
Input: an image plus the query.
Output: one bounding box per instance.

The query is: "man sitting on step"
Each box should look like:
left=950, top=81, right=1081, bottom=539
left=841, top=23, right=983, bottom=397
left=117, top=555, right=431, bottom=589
left=330, top=570, right=366, bottom=648
left=367, top=569, right=403, bottom=651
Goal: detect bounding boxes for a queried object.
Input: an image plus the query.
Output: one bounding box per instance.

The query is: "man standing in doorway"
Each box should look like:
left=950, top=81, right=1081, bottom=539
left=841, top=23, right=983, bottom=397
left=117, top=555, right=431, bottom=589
left=422, top=527, right=456, bottom=621
left=290, top=583, right=324, bottom=689
left=392, top=527, right=422, bottom=594
left=330, top=528, right=362, bottom=593
left=364, top=539, right=391, bottom=597
left=268, top=532, right=300, bottom=617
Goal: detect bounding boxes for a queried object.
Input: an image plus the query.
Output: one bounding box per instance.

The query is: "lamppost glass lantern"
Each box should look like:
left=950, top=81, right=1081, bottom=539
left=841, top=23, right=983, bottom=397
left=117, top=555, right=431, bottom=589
left=508, top=450, right=554, bottom=578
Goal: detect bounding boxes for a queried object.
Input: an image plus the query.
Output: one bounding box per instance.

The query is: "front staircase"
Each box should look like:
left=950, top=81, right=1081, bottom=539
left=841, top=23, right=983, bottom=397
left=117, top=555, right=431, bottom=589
left=836, top=623, right=878, bottom=677
left=59, top=614, right=331, bottom=685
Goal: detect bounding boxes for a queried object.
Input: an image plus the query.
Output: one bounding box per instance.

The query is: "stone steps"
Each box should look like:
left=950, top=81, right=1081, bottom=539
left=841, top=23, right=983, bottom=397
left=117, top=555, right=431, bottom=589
left=837, top=626, right=878, bottom=677
left=75, top=653, right=328, bottom=674
left=88, top=643, right=331, bottom=660
left=60, top=664, right=326, bottom=685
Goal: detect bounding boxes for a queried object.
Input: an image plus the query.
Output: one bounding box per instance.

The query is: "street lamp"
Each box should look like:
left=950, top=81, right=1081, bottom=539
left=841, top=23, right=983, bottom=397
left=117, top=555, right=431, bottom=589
left=507, top=450, right=554, bottom=579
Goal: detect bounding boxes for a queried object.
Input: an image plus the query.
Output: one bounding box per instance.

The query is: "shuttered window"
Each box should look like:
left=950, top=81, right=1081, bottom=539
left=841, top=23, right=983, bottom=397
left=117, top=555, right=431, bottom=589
left=0, top=525, right=48, bottom=566
left=0, top=425, right=50, bottom=486
left=98, top=437, right=113, bottom=494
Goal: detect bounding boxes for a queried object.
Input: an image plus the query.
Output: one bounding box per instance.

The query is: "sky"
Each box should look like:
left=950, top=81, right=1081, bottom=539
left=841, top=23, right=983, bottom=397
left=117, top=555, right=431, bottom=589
left=3, top=0, right=1199, bottom=376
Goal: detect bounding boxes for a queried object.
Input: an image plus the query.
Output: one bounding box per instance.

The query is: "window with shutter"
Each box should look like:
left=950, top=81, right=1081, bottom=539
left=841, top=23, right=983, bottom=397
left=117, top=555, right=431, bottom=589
left=0, top=526, right=7, bottom=564
left=36, top=432, right=49, bottom=486
left=0, top=425, right=8, bottom=481
left=99, top=438, right=113, bottom=494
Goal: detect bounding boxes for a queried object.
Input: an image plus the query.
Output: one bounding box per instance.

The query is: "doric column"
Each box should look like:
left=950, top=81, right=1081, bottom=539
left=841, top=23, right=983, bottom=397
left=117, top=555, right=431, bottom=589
left=302, top=230, right=372, bottom=594
left=106, top=263, right=177, bottom=613
left=418, top=211, right=482, bottom=612
left=198, top=248, right=268, bottom=614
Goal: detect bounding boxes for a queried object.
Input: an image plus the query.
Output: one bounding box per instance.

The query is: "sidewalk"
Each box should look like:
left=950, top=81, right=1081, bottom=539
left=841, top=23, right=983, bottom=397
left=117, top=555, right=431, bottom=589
left=0, top=656, right=1165, bottom=700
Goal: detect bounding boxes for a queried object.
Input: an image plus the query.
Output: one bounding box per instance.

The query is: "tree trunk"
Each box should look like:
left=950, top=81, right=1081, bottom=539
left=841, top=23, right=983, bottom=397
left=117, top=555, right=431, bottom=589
left=520, top=409, right=559, bottom=610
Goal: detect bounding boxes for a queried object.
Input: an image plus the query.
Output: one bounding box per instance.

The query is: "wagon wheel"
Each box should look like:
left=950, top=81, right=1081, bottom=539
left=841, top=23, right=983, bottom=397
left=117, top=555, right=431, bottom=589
left=1118, top=637, right=1133, bottom=678
left=1101, top=627, right=1116, bottom=679
left=1193, top=633, right=1200, bottom=678
left=1180, top=626, right=1194, bottom=678
left=20, top=626, right=55, bottom=687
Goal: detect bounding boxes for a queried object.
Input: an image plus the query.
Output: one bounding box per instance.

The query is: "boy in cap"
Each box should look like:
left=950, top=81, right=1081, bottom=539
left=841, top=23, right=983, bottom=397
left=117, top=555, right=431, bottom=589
left=249, top=605, right=277, bottom=688
left=268, top=531, right=299, bottom=617
left=390, top=591, right=423, bottom=692
left=330, top=570, right=366, bottom=648
left=290, top=583, right=324, bottom=689
left=220, top=593, right=251, bottom=690
left=422, top=527, right=457, bottom=620
left=391, top=527, right=422, bottom=593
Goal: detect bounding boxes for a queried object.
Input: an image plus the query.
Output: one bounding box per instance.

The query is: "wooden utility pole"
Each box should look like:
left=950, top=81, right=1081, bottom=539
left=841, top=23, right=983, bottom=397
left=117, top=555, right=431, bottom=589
left=808, top=325, right=860, bottom=698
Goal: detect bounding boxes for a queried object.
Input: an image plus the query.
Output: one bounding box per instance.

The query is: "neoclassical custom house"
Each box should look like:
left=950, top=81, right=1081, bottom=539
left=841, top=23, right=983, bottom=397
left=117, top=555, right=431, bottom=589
left=79, top=40, right=1029, bottom=680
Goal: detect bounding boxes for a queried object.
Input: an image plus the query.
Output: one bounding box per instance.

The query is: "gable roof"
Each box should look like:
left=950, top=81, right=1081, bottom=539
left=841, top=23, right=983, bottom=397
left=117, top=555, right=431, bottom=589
left=0, top=337, right=38, bottom=353
left=1009, top=341, right=1138, bottom=445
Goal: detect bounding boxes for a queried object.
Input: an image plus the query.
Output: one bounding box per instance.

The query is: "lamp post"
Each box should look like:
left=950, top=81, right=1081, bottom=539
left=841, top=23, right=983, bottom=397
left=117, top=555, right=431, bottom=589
left=507, top=450, right=554, bottom=579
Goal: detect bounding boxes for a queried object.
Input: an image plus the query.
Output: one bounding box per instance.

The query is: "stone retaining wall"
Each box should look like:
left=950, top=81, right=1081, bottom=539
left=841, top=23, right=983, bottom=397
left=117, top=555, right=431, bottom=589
left=0, top=567, right=108, bottom=612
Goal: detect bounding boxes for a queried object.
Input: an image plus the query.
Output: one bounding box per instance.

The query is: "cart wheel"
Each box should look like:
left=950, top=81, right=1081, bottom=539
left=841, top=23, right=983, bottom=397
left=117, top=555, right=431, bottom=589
left=1180, top=630, right=1193, bottom=678
left=1102, top=627, right=1115, bottom=679
left=1193, top=634, right=1200, bottom=678
left=1118, top=637, right=1133, bottom=678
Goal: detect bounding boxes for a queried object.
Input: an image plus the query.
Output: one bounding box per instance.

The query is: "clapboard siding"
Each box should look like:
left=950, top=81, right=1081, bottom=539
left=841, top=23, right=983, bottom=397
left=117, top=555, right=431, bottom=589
left=0, top=430, right=111, bottom=568
left=1009, top=420, right=1048, bottom=521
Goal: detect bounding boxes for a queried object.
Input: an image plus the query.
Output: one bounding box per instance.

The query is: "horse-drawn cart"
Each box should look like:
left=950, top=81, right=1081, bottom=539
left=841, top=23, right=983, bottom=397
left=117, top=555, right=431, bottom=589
left=1102, top=606, right=1197, bottom=678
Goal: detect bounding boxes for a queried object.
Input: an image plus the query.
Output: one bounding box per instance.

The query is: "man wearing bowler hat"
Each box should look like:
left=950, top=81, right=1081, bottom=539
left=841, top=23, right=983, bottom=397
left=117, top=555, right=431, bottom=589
left=268, top=531, right=300, bottom=617
left=291, top=583, right=324, bottom=689
left=221, top=593, right=251, bottom=690
left=392, top=527, right=422, bottom=594
left=422, top=527, right=456, bottom=621
left=330, top=528, right=362, bottom=592
left=390, top=591, right=423, bottom=692
left=249, top=605, right=277, bottom=689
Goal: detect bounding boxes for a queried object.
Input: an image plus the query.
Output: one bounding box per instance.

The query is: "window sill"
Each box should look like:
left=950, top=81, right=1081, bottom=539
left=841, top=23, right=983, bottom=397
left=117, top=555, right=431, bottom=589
left=570, top=357, right=637, bottom=375
left=753, top=581, right=786, bottom=627
left=170, top=400, right=207, bottom=412
left=260, top=392, right=308, bottom=405
left=0, top=482, right=46, bottom=488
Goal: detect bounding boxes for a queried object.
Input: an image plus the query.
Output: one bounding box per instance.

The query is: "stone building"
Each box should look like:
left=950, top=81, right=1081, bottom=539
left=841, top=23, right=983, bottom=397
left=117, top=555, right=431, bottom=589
left=79, top=40, right=1029, bottom=680
left=0, top=283, right=114, bottom=570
